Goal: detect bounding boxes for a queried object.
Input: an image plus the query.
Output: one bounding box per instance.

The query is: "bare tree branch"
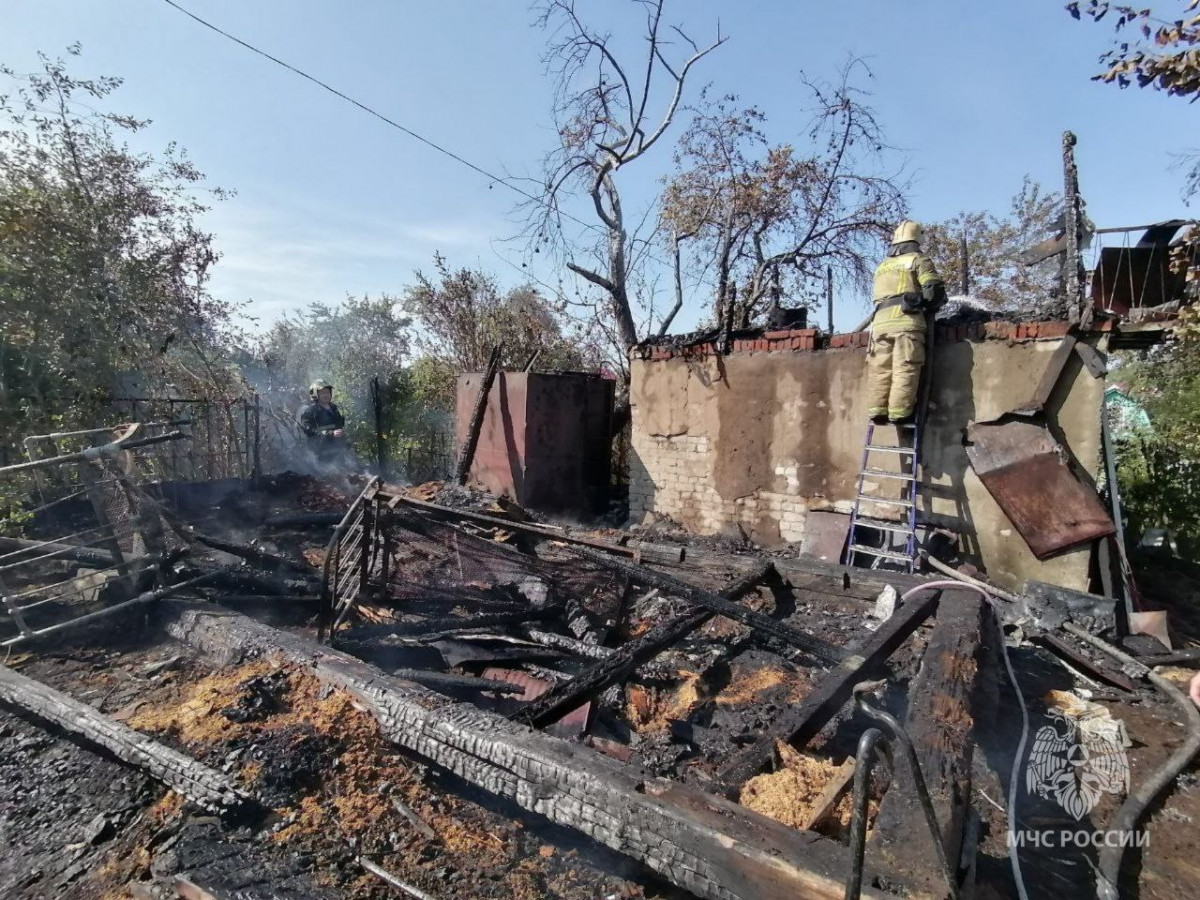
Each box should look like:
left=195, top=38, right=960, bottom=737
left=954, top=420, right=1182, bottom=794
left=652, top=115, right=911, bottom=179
left=525, top=0, right=724, bottom=371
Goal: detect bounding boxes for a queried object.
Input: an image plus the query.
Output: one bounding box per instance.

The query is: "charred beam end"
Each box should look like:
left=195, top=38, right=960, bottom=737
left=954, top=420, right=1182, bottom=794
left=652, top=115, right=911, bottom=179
left=390, top=668, right=527, bottom=696
left=567, top=545, right=842, bottom=664
left=160, top=599, right=908, bottom=900
left=0, top=535, right=116, bottom=570
left=513, top=561, right=774, bottom=729
left=871, top=590, right=996, bottom=895
left=0, top=662, right=255, bottom=817
left=714, top=591, right=940, bottom=795
left=454, top=344, right=503, bottom=485
left=385, top=491, right=638, bottom=557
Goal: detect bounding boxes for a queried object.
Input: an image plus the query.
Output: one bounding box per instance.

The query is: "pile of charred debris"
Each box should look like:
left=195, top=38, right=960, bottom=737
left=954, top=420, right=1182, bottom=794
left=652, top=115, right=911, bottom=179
left=1, top=425, right=1199, bottom=900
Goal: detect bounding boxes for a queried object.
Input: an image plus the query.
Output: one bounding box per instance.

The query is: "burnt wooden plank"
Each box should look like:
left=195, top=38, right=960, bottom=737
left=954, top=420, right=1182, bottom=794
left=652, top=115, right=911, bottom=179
left=388, top=492, right=640, bottom=557
left=161, top=600, right=910, bottom=900
left=1037, top=632, right=1136, bottom=692
left=870, top=590, right=995, bottom=895
left=638, top=542, right=929, bottom=596
left=714, top=591, right=939, bottom=794
left=454, top=345, right=503, bottom=485
left=1074, top=340, right=1107, bottom=378
left=0, top=663, right=254, bottom=816
left=513, top=562, right=773, bottom=728
left=568, top=545, right=842, bottom=663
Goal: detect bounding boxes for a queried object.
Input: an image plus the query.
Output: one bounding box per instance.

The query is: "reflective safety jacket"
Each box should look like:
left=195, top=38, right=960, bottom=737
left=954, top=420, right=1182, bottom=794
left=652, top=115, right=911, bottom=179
left=870, top=251, right=944, bottom=336
left=298, top=401, right=345, bottom=439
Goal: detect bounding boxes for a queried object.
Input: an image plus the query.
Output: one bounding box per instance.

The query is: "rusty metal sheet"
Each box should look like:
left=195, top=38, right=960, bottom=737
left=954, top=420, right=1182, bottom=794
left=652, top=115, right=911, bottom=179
left=965, top=418, right=1115, bottom=559
left=481, top=667, right=591, bottom=737
left=454, top=371, right=613, bottom=516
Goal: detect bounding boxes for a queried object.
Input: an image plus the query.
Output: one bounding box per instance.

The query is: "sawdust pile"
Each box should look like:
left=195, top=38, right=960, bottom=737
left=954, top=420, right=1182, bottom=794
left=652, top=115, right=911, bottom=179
left=126, top=659, right=639, bottom=900
left=739, top=742, right=872, bottom=839
left=716, top=665, right=809, bottom=707
left=627, top=673, right=703, bottom=732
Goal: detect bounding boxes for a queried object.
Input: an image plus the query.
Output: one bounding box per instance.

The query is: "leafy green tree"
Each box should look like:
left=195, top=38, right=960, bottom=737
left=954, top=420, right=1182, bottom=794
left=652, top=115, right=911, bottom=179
left=922, top=177, right=1061, bottom=311
left=0, top=47, right=238, bottom=516
left=403, top=254, right=603, bottom=413
left=253, top=295, right=412, bottom=459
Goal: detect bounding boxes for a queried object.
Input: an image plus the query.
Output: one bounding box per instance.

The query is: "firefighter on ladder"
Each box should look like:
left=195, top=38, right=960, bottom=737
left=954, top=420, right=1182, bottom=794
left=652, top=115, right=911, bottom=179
left=867, top=220, right=947, bottom=425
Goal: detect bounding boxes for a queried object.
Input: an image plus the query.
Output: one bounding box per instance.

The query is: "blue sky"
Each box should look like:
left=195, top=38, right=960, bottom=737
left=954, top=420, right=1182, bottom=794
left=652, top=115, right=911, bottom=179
left=2, top=0, right=1190, bottom=333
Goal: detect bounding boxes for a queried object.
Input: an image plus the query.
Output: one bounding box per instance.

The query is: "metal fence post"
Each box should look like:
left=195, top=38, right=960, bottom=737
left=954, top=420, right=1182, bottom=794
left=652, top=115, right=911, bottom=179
left=252, top=393, right=262, bottom=485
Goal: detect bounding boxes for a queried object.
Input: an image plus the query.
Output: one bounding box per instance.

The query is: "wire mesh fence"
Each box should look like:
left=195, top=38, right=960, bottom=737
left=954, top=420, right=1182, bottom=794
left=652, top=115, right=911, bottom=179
left=8, top=395, right=265, bottom=494
left=0, top=433, right=189, bottom=647
left=393, top=430, right=454, bottom=485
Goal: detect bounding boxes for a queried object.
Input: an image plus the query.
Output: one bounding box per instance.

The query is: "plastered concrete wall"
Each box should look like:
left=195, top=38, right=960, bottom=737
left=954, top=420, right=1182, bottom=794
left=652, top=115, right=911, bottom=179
left=628, top=333, right=1107, bottom=590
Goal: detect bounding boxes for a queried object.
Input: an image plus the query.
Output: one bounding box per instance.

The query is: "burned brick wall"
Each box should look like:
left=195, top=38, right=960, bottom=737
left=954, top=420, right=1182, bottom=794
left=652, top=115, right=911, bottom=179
left=628, top=322, right=1107, bottom=590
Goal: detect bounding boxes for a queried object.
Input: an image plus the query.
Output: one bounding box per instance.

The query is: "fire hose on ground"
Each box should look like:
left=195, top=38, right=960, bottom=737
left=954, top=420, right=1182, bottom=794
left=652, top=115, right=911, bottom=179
left=909, top=560, right=1200, bottom=900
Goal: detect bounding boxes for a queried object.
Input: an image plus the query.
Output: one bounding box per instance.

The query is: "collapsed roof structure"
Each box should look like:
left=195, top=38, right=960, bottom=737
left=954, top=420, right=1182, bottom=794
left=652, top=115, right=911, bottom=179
left=1, top=133, right=1199, bottom=900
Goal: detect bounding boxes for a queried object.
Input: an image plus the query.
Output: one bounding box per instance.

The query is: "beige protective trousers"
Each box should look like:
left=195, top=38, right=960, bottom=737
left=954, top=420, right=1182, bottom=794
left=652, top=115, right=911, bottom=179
left=866, top=331, right=925, bottom=420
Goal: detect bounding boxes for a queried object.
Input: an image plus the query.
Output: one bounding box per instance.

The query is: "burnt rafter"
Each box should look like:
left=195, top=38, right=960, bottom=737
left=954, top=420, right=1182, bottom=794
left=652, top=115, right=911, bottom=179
left=567, top=544, right=844, bottom=664
left=162, top=599, right=917, bottom=900
left=513, top=561, right=775, bottom=728
left=715, top=591, right=940, bottom=792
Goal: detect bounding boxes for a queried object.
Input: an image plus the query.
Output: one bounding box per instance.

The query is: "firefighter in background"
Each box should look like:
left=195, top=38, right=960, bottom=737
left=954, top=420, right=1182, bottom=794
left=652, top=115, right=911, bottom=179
left=867, top=220, right=946, bottom=424
left=298, top=379, right=346, bottom=464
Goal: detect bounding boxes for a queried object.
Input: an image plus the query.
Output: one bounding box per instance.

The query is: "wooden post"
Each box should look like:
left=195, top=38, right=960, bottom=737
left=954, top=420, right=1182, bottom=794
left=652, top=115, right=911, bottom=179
left=870, top=590, right=996, bottom=894
left=252, top=393, right=262, bottom=485
left=370, top=376, right=388, bottom=480
left=826, top=265, right=834, bottom=334
left=1062, top=131, right=1090, bottom=328
left=959, top=231, right=970, bottom=297
left=454, top=345, right=503, bottom=485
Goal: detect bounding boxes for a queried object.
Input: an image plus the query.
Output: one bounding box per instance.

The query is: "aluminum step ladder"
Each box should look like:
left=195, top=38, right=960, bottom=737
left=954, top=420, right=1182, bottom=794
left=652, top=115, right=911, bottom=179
left=844, top=322, right=936, bottom=574
left=843, top=419, right=922, bottom=572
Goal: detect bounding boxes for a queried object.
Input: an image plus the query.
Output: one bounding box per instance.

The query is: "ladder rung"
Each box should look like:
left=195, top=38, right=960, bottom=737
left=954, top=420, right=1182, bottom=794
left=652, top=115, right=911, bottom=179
left=848, top=544, right=913, bottom=563
left=861, top=468, right=916, bottom=481
left=857, top=495, right=914, bottom=508
left=866, top=444, right=915, bottom=455
left=853, top=517, right=916, bottom=535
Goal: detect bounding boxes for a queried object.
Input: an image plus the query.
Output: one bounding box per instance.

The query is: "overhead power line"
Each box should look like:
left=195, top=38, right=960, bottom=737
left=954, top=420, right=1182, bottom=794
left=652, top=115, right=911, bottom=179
left=158, top=0, right=606, bottom=236
left=159, top=1, right=532, bottom=196
left=158, top=0, right=677, bottom=283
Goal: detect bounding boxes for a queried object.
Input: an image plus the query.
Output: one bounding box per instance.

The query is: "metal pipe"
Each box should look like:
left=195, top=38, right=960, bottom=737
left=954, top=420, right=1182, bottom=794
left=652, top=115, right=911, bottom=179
left=913, top=555, right=1022, bottom=605
left=0, top=526, right=113, bottom=563
left=4, top=563, right=127, bottom=603
left=20, top=419, right=190, bottom=444
left=855, top=693, right=959, bottom=900
left=1063, top=622, right=1200, bottom=900
left=0, top=431, right=188, bottom=475
left=0, top=569, right=228, bottom=646
left=1092, top=221, right=1198, bottom=235
left=845, top=727, right=889, bottom=900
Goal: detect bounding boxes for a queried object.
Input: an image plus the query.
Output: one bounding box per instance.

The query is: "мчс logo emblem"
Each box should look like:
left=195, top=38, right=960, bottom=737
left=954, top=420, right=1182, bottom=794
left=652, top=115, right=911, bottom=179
left=1025, top=691, right=1130, bottom=821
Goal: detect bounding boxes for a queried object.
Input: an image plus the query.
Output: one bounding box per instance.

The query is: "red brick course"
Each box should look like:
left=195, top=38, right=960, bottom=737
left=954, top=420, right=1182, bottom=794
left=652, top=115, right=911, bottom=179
left=634, top=320, right=1071, bottom=361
